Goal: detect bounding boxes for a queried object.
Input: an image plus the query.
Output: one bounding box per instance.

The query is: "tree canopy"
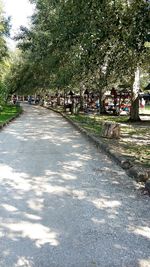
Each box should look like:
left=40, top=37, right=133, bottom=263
left=3, top=0, right=150, bottom=120
left=0, top=0, right=10, bottom=103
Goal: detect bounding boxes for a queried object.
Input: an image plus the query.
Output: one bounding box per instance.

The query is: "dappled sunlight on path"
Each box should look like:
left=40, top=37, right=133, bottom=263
left=0, top=104, right=149, bottom=267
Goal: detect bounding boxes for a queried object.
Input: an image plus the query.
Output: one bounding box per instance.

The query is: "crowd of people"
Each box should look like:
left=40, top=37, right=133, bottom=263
left=11, top=91, right=149, bottom=116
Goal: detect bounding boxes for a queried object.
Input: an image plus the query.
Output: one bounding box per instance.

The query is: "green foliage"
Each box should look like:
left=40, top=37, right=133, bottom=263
left=5, top=0, right=150, bottom=121
left=0, top=0, right=9, bottom=62
left=0, top=0, right=10, bottom=103
left=0, top=104, right=22, bottom=125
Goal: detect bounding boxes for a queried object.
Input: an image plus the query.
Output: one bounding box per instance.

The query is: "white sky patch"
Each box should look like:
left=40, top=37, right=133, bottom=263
left=3, top=0, right=34, bottom=49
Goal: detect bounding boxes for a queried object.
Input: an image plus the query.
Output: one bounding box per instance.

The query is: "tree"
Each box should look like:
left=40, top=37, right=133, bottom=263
left=0, top=0, right=10, bottom=103
left=110, top=0, right=150, bottom=121
left=12, top=0, right=149, bottom=121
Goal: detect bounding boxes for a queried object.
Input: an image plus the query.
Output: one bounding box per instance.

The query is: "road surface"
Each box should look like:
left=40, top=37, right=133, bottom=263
left=0, top=104, right=149, bottom=267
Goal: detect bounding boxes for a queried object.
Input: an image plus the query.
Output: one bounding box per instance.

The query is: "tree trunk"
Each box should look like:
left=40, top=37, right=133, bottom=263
left=64, top=89, right=66, bottom=108
left=56, top=88, right=60, bottom=105
left=79, top=86, right=83, bottom=110
left=130, top=66, right=141, bottom=122
left=101, top=122, right=120, bottom=139
left=99, top=90, right=107, bottom=114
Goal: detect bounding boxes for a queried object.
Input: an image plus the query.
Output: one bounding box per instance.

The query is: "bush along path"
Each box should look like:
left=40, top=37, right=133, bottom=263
left=46, top=106, right=150, bottom=194
left=0, top=104, right=23, bottom=129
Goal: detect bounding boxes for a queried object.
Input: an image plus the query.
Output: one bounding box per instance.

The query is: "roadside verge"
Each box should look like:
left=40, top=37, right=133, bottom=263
left=0, top=105, right=23, bottom=130
left=45, top=106, right=150, bottom=193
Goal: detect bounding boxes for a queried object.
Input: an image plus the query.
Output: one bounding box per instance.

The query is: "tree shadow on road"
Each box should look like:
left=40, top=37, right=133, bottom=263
left=0, top=105, right=149, bottom=267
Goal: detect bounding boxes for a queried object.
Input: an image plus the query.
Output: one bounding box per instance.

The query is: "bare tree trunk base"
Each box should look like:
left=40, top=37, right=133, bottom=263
left=128, top=117, right=141, bottom=122
left=101, top=122, right=120, bottom=139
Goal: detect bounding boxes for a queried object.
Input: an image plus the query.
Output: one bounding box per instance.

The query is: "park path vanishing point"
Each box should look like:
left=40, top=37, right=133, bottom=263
left=0, top=104, right=149, bottom=267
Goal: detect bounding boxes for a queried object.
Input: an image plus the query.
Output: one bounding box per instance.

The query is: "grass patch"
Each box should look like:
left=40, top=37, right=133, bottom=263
left=68, top=113, right=150, bottom=168
left=0, top=104, right=22, bottom=126
left=121, top=126, right=150, bottom=136
left=69, top=114, right=102, bottom=135
left=120, top=142, right=150, bottom=167
left=94, top=114, right=129, bottom=124
left=69, top=114, right=129, bottom=135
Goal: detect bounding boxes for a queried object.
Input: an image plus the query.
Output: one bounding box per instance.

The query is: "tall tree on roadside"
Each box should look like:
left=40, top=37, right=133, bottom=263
left=111, top=0, right=150, bottom=121
left=0, top=0, right=10, bottom=103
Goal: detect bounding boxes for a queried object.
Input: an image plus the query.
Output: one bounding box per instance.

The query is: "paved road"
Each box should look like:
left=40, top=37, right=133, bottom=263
left=0, top=104, right=149, bottom=267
